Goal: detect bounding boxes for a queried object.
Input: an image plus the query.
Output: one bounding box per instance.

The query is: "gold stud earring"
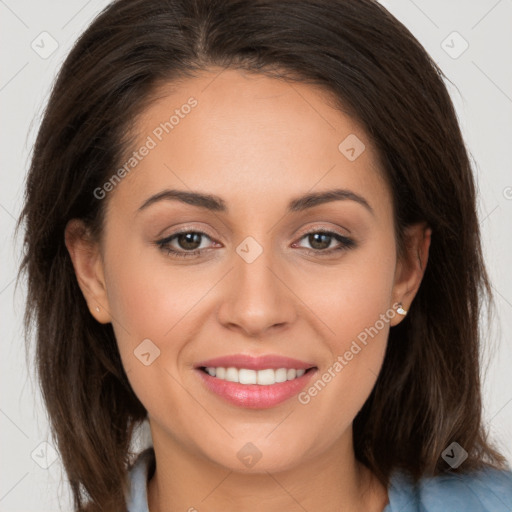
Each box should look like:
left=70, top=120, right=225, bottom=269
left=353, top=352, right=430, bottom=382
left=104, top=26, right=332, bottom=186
left=397, top=303, right=408, bottom=316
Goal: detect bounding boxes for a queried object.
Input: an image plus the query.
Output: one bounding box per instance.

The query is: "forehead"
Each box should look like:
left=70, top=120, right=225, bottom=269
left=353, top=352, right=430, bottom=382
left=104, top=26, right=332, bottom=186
left=110, top=68, right=391, bottom=220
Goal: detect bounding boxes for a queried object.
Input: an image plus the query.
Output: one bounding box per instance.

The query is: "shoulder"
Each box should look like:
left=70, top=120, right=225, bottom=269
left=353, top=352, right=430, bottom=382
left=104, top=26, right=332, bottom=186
left=125, top=447, right=155, bottom=512
left=386, top=466, right=512, bottom=512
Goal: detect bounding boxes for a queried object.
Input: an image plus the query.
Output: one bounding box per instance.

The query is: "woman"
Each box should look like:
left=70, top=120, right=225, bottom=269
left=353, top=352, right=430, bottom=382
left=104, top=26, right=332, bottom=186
left=17, top=0, right=512, bottom=510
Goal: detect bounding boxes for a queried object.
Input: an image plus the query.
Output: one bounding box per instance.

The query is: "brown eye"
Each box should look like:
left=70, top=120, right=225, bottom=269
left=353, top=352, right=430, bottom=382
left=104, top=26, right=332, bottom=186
left=175, top=232, right=203, bottom=251
left=293, top=230, right=356, bottom=256
left=155, top=229, right=356, bottom=260
left=307, top=232, right=333, bottom=250
left=155, top=230, right=215, bottom=259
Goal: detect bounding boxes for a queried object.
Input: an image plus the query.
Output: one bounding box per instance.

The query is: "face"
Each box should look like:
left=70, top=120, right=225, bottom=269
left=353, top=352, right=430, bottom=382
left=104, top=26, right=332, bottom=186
left=67, top=67, right=429, bottom=474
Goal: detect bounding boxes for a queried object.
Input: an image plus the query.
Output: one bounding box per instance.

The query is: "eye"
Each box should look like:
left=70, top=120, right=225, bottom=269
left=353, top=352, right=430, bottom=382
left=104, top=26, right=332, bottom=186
left=292, top=230, right=356, bottom=256
left=154, top=228, right=356, bottom=259
left=155, top=230, right=216, bottom=258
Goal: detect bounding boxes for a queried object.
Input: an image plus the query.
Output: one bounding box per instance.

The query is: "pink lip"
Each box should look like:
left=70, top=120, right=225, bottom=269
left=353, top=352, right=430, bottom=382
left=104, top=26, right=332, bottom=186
left=195, top=354, right=316, bottom=371
left=196, top=367, right=318, bottom=409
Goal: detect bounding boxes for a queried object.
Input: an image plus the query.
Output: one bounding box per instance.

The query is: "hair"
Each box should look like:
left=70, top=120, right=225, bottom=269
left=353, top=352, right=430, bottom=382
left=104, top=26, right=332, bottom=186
left=16, top=0, right=509, bottom=510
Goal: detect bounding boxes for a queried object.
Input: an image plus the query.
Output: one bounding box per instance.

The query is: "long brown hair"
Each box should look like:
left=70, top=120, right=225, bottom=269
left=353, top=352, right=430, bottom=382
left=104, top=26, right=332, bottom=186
left=16, top=0, right=509, bottom=510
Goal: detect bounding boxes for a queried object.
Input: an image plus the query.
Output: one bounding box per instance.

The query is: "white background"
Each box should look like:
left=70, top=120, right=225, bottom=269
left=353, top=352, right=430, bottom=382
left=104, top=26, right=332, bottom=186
left=1, top=0, right=511, bottom=510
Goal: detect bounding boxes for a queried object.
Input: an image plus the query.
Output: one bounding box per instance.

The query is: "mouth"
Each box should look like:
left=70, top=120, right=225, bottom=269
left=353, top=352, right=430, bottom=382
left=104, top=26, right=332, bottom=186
left=198, top=366, right=316, bottom=385
left=194, top=354, right=318, bottom=409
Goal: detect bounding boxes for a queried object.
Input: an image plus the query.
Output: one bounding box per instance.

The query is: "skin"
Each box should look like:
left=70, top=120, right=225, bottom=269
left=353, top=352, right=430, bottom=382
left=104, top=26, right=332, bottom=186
left=65, top=67, right=431, bottom=512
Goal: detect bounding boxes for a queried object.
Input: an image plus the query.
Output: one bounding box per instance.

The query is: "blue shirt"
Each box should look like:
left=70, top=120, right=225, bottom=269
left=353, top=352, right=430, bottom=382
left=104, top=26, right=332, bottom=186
left=125, top=447, right=512, bottom=511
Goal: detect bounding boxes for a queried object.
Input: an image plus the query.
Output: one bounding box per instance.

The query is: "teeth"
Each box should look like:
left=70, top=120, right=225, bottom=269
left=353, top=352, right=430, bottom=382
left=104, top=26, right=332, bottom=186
left=204, top=366, right=307, bottom=385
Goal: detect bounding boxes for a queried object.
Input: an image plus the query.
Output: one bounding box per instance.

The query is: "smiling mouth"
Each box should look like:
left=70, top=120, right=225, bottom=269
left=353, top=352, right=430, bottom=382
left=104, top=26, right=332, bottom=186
left=199, top=366, right=317, bottom=385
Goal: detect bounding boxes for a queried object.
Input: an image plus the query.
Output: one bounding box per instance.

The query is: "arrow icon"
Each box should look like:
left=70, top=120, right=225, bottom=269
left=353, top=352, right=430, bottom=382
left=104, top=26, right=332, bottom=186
left=440, top=32, right=468, bottom=59
left=237, top=442, right=262, bottom=467
left=31, top=441, right=58, bottom=468
left=338, top=134, right=365, bottom=161
left=441, top=441, right=468, bottom=468
left=31, top=32, right=59, bottom=60
left=134, top=339, right=161, bottom=365
left=236, top=237, right=263, bottom=263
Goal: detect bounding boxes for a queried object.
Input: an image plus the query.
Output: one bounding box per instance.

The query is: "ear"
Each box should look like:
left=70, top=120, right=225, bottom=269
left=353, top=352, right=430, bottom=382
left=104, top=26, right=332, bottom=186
left=389, top=222, right=432, bottom=327
left=64, top=219, right=112, bottom=324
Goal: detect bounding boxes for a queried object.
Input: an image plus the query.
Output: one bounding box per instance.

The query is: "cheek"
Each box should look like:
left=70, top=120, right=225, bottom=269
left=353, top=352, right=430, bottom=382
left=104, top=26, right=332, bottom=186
left=298, top=231, right=396, bottom=347
left=298, top=234, right=396, bottom=410
left=104, top=233, right=209, bottom=338
left=103, top=254, right=201, bottom=416
left=102, top=235, right=210, bottom=383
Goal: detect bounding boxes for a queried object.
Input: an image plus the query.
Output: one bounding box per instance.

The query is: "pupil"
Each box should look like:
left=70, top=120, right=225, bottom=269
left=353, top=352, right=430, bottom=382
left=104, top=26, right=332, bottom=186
left=309, top=233, right=330, bottom=250
left=179, top=232, right=201, bottom=250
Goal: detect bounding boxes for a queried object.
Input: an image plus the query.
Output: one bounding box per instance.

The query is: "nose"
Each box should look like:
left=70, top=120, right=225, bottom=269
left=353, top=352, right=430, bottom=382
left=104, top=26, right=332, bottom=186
left=216, top=242, right=298, bottom=338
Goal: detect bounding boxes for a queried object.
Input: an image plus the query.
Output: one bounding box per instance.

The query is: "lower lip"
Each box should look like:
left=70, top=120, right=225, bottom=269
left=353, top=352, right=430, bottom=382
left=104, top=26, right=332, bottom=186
left=195, top=368, right=317, bottom=409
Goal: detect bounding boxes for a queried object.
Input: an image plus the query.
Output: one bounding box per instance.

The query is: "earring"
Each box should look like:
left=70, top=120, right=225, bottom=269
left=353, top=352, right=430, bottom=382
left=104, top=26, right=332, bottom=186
left=397, top=303, right=408, bottom=316
left=95, top=306, right=100, bottom=312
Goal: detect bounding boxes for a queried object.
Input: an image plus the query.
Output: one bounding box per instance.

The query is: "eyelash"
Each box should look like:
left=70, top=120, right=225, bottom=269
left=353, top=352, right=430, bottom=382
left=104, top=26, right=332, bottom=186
left=154, top=228, right=356, bottom=259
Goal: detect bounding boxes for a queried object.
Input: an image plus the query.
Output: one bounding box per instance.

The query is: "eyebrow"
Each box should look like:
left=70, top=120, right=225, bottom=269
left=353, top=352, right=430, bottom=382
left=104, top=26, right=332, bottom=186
left=137, top=188, right=374, bottom=216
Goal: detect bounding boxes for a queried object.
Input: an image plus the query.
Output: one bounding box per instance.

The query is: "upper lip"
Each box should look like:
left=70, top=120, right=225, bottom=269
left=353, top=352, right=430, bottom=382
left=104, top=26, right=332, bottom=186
left=195, top=354, right=317, bottom=371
